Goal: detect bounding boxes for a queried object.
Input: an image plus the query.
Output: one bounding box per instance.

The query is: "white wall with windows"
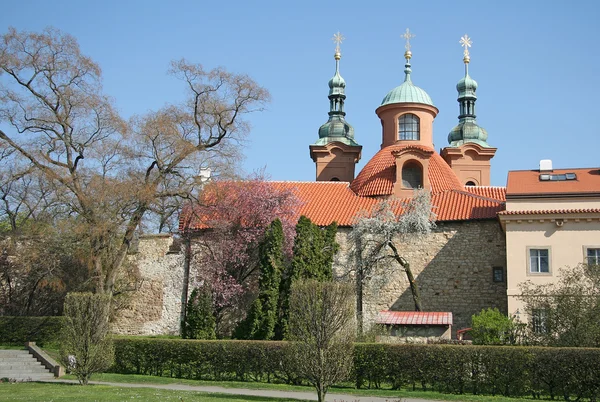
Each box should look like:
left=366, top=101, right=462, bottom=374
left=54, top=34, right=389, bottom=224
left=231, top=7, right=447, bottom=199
left=502, top=216, right=600, bottom=318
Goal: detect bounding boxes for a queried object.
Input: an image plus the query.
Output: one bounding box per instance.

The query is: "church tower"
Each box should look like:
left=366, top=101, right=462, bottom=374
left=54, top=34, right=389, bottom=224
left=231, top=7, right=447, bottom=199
left=441, top=35, right=496, bottom=186
left=310, top=33, right=362, bottom=182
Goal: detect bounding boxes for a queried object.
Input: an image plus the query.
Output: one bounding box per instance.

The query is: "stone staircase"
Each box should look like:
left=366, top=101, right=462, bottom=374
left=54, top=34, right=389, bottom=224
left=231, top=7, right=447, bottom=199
left=0, top=349, right=55, bottom=381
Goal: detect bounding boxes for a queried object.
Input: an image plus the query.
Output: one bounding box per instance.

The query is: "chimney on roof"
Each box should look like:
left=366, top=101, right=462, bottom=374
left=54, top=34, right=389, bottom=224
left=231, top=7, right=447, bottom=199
left=539, top=159, right=553, bottom=172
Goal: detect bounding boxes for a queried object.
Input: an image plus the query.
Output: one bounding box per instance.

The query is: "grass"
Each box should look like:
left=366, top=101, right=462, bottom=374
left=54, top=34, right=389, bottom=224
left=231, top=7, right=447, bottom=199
left=0, top=382, right=308, bottom=402
left=63, top=373, right=541, bottom=402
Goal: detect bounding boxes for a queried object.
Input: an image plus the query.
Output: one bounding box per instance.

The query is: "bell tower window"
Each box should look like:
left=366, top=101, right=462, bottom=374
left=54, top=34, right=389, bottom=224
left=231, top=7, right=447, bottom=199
left=402, top=161, right=423, bottom=188
left=398, top=114, right=420, bottom=141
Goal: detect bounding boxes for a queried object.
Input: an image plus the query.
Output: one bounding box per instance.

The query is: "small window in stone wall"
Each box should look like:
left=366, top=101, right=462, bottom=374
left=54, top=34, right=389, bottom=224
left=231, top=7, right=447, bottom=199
left=493, top=266, right=504, bottom=282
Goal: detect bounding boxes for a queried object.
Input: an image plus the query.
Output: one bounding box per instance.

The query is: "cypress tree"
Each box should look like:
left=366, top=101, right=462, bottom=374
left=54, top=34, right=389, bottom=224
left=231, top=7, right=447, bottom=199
left=235, top=218, right=284, bottom=340
left=182, top=285, right=216, bottom=339
left=276, top=216, right=339, bottom=339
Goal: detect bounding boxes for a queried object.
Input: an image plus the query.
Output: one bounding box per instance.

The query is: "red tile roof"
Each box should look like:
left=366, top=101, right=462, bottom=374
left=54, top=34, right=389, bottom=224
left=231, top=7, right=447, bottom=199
left=506, top=168, right=600, bottom=197
left=180, top=182, right=506, bottom=231
left=432, top=190, right=505, bottom=221
left=499, top=208, right=600, bottom=216
left=350, top=144, right=463, bottom=196
left=376, top=311, right=453, bottom=326
left=465, top=186, right=506, bottom=201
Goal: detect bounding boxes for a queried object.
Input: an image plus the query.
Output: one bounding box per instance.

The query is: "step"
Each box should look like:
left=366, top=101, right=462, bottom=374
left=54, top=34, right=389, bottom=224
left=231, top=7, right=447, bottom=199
left=0, top=362, right=49, bottom=368
left=0, top=352, right=31, bottom=358
left=0, top=349, right=54, bottom=380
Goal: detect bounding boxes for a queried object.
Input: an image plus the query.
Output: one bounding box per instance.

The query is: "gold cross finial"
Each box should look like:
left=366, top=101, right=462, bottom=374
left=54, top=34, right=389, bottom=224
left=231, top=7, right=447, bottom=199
left=332, top=32, right=344, bottom=58
left=401, top=28, right=416, bottom=51
left=459, top=34, right=472, bottom=63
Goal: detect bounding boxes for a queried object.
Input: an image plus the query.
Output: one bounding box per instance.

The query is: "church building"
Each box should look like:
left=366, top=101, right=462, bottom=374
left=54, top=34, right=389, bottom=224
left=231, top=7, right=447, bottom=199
left=115, top=31, right=600, bottom=338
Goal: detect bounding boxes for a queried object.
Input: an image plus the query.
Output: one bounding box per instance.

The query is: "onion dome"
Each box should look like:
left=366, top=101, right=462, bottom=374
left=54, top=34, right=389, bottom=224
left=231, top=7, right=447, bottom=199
left=447, top=35, right=491, bottom=148
left=314, top=38, right=359, bottom=147
left=381, top=50, right=435, bottom=107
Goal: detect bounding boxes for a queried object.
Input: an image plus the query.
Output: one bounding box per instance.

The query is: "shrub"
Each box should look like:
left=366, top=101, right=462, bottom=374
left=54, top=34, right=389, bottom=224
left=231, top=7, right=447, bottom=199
left=182, top=286, right=215, bottom=340
left=0, top=316, right=63, bottom=345
left=60, top=292, right=113, bottom=385
left=471, top=308, right=517, bottom=345
left=110, top=338, right=600, bottom=400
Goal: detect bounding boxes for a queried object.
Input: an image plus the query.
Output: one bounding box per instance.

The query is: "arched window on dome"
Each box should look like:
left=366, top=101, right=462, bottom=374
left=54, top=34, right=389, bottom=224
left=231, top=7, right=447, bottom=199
left=330, top=177, right=340, bottom=182
left=465, top=181, right=476, bottom=186
left=398, top=114, right=420, bottom=141
left=402, top=161, right=423, bottom=189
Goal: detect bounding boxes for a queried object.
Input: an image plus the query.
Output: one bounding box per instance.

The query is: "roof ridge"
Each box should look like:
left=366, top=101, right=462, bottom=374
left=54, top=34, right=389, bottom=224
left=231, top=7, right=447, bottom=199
left=466, top=185, right=506, bottom=189
left=453, top=189, right=506, bottom=204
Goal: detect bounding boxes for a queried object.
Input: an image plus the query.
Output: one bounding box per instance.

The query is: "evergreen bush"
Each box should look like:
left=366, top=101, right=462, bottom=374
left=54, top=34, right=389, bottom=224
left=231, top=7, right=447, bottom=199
left=110, top=338, right=600, bottom=400
left=0, top=316, right=63, bottom=345
left=182, top=286, right=216, bottom=339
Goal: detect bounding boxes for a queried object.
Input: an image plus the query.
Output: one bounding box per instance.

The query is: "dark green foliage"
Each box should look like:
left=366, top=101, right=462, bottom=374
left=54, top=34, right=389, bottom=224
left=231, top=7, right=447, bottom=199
left=110, top=338, right=600, bottom=400
left=0, top=316, right=63, bottom=345
left=471, top=308, right=519, bottom=345
left=235, top=219, right=284, bottom=340
left=289, top=217, right=338, bottom=281
left=111, top=338, right=288, bottom=383
left=182, top=286, right=216, bottom=340
left=60, top=292, right=113, bottom=385
left=276, top=217, right=339, bottom=339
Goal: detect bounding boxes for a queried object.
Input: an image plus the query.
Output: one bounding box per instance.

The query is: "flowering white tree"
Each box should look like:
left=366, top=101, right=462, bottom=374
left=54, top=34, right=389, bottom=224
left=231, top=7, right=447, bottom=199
left=350, top=189, right=436, bottom=331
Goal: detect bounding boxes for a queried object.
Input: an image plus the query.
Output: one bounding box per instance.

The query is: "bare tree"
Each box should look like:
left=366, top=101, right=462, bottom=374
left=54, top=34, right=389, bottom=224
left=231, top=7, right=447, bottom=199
left=288, top=280, right=355, bottom=402
left=350, top=189, right=436, bottom=331
left=0, top=27, right=269, bottom=294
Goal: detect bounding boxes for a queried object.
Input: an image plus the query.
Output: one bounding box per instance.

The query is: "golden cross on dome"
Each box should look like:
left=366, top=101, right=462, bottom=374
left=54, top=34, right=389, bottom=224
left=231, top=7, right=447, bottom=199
left=460, top=34, right=472, bottom=58
left=401, top=28, right=416, bottom=51
left=332, top=32, right=345, bottom=54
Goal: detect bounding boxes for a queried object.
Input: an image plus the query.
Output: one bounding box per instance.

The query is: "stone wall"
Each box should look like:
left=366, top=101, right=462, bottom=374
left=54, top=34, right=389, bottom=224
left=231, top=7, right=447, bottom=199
left=111, top=219, right=507, bottom=337
left=111, top=234, right=185, bottom=335
left=333, top=219, right=507, bottom=334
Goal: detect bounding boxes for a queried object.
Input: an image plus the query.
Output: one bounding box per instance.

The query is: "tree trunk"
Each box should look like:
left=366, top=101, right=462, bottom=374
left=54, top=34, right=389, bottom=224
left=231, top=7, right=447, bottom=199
left=357, top=267, right=364, bottom=335
left=387, top=241, right=423, bottom=312
left=180, top=235, right=192, bottom=332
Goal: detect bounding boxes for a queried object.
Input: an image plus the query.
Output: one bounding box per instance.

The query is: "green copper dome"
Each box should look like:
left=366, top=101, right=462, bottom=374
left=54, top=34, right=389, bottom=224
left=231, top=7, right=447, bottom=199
left=381, top=61, right=434, bottom=107
left=456, top=73, right=477, bottom=99
left=447, top=60, right=491, bottom=148
left=328, top=70, right=346, bottom=96
left=313, top=52, right=360, bottom=148
left=316, top=116, right=358, bottom=146
left=448, top=120, right=488, bottom=147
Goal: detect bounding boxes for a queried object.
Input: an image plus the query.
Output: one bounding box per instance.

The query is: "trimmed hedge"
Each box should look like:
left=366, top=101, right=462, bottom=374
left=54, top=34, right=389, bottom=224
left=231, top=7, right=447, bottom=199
left=0, top=316, right=63, bottom=345
left=111, top=339, right=600, bottom=400
left=112, top=338, right=294, bottom=383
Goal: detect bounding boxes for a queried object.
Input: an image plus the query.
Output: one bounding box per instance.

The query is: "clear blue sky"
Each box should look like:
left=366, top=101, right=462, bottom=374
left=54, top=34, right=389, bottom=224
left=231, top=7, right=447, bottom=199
left=2, top=0, right=599, bottom=186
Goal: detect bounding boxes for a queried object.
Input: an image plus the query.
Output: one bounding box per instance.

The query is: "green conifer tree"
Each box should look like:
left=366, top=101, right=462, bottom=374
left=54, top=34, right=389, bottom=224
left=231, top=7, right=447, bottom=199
left=235, top=219, right=284, bottom=339
left=276, top=216, right=339, bottom=339
left=182, top=285, right=216, bottom=339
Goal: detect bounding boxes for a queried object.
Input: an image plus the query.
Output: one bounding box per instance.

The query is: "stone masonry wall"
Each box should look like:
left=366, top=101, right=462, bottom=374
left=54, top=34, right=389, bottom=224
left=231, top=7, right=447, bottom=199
left=111, top=219, right=507, bottom=337
left=333, top=219, right=507, bottom=334
left=111, top=234, right=185, bottom=335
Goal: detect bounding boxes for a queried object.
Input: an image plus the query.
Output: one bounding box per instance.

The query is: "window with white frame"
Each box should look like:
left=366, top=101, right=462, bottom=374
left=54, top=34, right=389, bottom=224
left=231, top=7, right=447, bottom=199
left=532, top=309, right=548, bottom=334
left=586, top=248, right=600, bottom=265
left=529, top=248, right=550, bottom=273
left=398, top=114, right=420, bottom=140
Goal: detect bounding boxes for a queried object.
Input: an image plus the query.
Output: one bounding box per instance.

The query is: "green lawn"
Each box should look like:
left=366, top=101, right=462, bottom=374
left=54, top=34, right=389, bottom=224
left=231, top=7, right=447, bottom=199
left=63, top=373, right=540, bottom=402
left=0, top=382, right=307, bottom=402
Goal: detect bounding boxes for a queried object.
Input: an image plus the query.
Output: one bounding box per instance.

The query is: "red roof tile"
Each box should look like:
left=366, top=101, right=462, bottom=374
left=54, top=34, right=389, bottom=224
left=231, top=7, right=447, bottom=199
left=499, top=208, right=600, bottom=216
left=432, top=190, right=505, bottom=221
left=376, top=311, right=453, bottom=326
left=180, top=182, right=506, bottom=231
left=464, top=186, right=506, bottom=202
left=350, top=144, right=463, bottom=196
left=506, top=168, right=600, bottom=197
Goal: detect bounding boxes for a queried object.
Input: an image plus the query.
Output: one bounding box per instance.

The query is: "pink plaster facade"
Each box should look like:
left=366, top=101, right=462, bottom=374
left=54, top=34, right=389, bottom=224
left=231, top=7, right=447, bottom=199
left=441, top=143, right=496, bottom=186
left=310, top=142, right=362, bottom=182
